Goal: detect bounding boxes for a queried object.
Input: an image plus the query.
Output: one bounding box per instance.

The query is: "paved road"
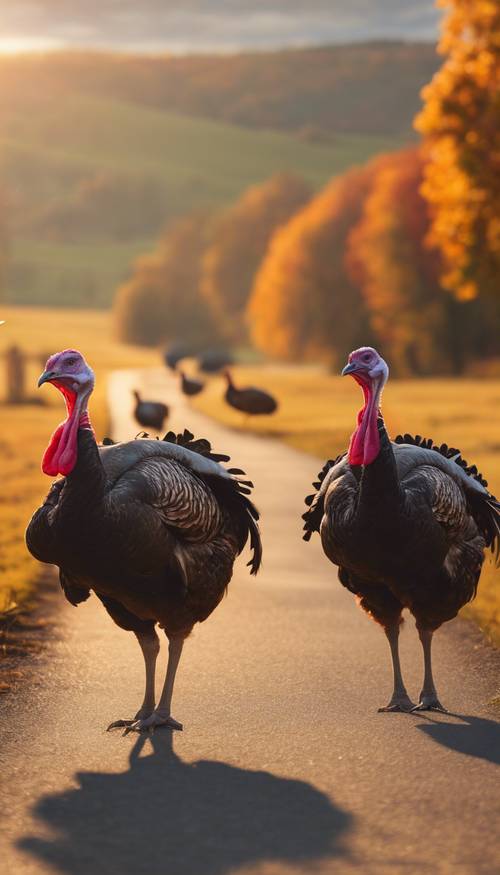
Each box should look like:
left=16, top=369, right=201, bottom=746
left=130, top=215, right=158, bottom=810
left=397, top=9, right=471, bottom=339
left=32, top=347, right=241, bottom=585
left=1, top=367, right=499, bottom=875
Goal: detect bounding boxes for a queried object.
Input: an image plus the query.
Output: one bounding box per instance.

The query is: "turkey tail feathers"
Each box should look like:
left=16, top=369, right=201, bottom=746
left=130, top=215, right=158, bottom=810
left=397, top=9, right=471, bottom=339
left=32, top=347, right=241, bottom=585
left=160, top=427, right=262, bottom=574
left=485, top=498, right=500, bottom=565
left=302, top=454, right=346, bottom=541
left=162, top=428, right=230, bottom=463
left=394, top=433, right=489, bottom=488
left=395, top=432, right=500, bottom=564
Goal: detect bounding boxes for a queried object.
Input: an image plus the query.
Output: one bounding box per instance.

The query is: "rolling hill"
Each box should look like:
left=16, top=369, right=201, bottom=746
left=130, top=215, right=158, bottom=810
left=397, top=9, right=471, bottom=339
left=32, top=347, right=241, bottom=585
left=1, top=90, right=406, bottom=307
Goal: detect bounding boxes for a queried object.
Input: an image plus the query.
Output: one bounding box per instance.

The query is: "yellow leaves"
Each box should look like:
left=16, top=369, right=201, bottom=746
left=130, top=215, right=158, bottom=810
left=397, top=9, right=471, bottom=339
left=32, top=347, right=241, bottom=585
left=247, top=164, right=377, bottom=364
left=416, top=0, right=500, bottom=300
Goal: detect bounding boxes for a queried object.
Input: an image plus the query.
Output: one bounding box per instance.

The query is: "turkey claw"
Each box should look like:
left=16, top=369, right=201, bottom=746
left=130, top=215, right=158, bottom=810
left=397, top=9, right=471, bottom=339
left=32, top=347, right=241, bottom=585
left=378, top=695, right=415, bottom=713
left=107, top=707, right=154, bottom=731
left=107, top=719, right=134, bottom=731
left=123, top=712, right=183, bottom=734
left=411, top=698, right=448, bottom=713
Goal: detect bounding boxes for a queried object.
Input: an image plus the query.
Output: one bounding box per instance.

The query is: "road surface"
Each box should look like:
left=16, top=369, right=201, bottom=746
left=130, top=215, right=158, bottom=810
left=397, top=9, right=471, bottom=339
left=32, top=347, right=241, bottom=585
left=1, top=367, right=499, bottom=875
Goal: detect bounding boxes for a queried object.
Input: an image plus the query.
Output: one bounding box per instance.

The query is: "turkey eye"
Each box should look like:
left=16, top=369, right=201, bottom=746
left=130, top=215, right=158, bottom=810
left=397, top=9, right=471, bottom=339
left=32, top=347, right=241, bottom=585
left=65, top=358, right=77, bottom=367
left=363, top=354, right=371, bottom=362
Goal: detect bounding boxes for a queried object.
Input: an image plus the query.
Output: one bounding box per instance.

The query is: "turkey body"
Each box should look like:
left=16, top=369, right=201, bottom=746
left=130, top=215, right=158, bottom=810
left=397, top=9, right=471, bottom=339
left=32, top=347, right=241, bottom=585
left=304, top=346, right=499, bottom=712
left=180, top=372, right=205, bottom=397
left=27, top=428, right=261, bottom=729
left=133, top=391, right=169, bottom=432
left=310, top=426, right=494, bottom=633
left=224, top=373, right=278, bottom=417
left=28, top=430, right=261, bottom=636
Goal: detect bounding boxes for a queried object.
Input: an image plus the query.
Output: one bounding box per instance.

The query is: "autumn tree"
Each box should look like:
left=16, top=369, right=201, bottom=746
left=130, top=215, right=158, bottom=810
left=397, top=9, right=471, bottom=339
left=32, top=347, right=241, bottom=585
left=416, top=0, right=500, bottom=300
left=247, top=163, right=380, bottom=365
left=114, top=213, right=218, bottom=348
left=201, top=173, right=311, bottom=341
left=347, top=147, right=462, bottom=375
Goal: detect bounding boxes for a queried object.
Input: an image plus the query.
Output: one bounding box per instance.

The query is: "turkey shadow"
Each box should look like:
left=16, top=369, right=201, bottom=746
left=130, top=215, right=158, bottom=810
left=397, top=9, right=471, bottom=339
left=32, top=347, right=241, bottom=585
left=415, top=713, right=500, bottom=765
left=18, top=732, right=352, bottom=875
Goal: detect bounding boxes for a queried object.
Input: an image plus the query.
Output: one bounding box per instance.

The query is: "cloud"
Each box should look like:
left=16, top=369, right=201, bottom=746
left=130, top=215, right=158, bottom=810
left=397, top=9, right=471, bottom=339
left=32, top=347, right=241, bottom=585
left=0, top=1, right=440, bottom=52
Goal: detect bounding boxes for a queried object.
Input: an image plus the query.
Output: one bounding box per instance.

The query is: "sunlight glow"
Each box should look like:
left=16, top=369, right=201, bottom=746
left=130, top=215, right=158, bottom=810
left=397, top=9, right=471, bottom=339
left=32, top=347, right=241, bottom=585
left=0, top=37, right=65, bottom=55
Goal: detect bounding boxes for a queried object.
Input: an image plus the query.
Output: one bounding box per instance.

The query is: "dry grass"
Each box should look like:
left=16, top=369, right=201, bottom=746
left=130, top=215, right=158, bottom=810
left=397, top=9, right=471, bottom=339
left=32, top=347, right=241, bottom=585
left=192, top=363, right=500, bottom=644
left=0, top=306, right=156, bottom=614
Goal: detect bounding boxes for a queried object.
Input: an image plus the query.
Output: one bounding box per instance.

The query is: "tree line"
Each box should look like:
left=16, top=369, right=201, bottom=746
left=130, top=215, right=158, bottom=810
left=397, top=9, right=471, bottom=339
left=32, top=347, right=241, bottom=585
left=0, top=42, right=437, bottom=140
left=115, top=0, right=499, bottom=375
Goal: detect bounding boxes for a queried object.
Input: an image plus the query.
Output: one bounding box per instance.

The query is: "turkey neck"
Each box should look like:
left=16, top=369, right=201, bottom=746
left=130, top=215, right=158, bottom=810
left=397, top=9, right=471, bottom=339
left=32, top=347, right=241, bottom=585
left=348, top=373, right=401, bottom=517
left=357, top=417, right=401, bottom=516
left=63, top=429, right=106, bottom=509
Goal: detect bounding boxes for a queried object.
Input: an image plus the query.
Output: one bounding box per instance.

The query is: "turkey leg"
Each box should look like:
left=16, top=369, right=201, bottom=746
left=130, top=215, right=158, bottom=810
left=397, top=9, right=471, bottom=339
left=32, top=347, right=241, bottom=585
left=378, top=622, right=415, bottom=712
left=126, top=635, right=184, bottom=733
left=412, top=628, right=447, bottom=712
left=107, top=630, right=160, bottom=730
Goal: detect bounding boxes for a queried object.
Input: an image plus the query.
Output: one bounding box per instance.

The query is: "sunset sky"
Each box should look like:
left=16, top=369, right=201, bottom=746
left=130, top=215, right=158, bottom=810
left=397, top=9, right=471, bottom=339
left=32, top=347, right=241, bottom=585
left=0, top=1, right=440, bottom=54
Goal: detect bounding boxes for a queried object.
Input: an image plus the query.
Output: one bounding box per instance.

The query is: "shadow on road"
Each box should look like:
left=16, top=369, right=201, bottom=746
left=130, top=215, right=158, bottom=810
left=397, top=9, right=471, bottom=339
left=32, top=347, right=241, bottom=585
left=18, top=732, right=352, bottom=874
left=415, top=714, right=500, bottom=765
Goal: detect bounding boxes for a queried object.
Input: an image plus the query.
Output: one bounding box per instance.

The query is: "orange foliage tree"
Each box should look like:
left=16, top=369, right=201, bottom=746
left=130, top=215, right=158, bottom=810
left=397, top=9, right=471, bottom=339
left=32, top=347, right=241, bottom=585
left=247, top=164, right=379, bottom=365
left=114, top=213, right=217, bottom=347
left=347, top=147, right=461, bottom=375
left=416, top=0, right=500, bottom=300
left=201, top=173, right=311, bottom=341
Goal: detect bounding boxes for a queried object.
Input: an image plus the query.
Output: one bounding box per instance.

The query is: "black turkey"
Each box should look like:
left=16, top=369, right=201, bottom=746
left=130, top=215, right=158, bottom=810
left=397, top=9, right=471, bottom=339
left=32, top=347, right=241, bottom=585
left=198, top=349, right=234, bottom=374
left=164, top=343, right=191, bottom=371
left=224, top=371, right=278, bottom=417
left=132, top=390, right=169, bottom=432
left=303, top=346, right=499, bottom=713
left=180, top=371, right=205, bottom=397
left=27, top=349, right=262, bottom=732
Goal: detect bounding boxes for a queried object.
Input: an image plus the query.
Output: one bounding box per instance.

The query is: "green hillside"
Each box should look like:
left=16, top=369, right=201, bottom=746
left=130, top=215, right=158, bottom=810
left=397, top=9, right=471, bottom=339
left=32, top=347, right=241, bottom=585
left=2, top=92, right=405, bottom=307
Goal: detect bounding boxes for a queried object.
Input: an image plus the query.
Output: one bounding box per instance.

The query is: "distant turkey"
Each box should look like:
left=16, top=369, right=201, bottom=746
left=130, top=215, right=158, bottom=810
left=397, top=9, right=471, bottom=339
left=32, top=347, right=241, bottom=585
left=132, top=390, right=169, bottom=432
left=27, top=349, right=261, bottom=732
left=303, top=346, right=499, bottom=713
left=198, top=349, right=234, bottom=374
left=224, top=371, right=278, bottom=417
left=180, top=371, right=205, bottom=398
left=164, top=343, right=191, bottom=372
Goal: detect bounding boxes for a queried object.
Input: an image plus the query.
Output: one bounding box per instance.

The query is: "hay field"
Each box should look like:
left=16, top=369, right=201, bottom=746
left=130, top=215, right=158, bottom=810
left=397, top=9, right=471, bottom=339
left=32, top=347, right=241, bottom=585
left=0, top=306, right=156, bottom=614
left=192, top=364, right=500, bottom=643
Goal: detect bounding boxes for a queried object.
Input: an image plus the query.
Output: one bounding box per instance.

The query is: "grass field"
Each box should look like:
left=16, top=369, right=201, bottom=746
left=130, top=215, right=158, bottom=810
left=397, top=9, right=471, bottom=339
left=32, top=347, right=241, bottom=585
left=192, top=364, right=500, bottom=644
left=1, top=91, right=404, bottom=307
left=0, top=306, right=157, bottom=614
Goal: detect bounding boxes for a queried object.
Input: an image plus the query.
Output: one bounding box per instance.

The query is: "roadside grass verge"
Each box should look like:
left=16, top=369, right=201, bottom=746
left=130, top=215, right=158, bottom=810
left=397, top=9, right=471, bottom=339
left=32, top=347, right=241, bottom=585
left=191, top=363, right=500, bottom=644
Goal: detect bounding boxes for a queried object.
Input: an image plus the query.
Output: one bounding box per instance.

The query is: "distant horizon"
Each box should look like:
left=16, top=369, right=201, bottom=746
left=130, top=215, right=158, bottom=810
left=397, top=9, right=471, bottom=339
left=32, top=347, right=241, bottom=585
left=0, top=1, right=441, bottom=56
left=0, top=35, right=438, bottom=59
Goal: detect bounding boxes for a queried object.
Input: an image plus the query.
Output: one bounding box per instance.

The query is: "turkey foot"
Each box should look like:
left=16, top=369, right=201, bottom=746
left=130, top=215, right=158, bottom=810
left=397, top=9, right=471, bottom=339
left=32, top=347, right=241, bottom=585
left=379, top=623, right=414, bottom=712
left=123, top=708, right=183, bottom=734
left=413, top=631, right=447, bottom=712
left=411, top=694, right=448, bottom=713
left=378, top=693, right=416, bottom=713
left=107, top=706, right=154, bottom=731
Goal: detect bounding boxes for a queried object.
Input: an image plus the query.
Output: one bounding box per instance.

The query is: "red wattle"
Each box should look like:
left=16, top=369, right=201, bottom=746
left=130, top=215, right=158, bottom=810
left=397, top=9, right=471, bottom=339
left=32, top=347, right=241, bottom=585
left=42, top=423, right=66, bottom=476
left=347, top=377, right=380, bottom=466
left=41, top=383, right=93, bottom=477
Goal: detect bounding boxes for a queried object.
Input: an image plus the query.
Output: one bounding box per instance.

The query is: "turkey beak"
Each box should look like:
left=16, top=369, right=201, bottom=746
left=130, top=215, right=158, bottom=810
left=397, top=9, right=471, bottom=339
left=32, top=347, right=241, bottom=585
left=38, top=369, right=57, bottom=387
left=341, top=362, right=359, bottom=376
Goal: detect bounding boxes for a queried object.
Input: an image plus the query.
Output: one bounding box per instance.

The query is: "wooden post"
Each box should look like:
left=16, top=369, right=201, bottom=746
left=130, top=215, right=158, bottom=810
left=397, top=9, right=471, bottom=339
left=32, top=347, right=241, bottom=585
left=5, top=345, right=26, bottom=404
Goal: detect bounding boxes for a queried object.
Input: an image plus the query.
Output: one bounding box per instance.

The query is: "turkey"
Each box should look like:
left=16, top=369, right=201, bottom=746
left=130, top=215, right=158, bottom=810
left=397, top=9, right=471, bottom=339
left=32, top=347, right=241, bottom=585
left=303, top=346, right=499, bottom=713
left=224, top=371, right=278, bottom=417
left=198, top=349, right=234, bottom=374
left=132, top=389, right=169, bottom=432
left=180, top=371, right=205, bottom=397
left=27, top=349, right=262, bottom=732
left=164, top=343, right=191, bottom=372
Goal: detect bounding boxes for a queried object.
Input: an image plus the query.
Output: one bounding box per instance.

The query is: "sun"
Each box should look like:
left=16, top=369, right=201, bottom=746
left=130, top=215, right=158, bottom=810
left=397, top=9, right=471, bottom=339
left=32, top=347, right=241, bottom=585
left=0, top=37, right=64, bottom=55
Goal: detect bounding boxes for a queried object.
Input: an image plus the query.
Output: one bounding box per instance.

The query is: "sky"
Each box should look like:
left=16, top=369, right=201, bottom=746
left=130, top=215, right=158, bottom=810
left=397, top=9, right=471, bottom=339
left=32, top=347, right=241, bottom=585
left=0, top=1, right=440, bottom=54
